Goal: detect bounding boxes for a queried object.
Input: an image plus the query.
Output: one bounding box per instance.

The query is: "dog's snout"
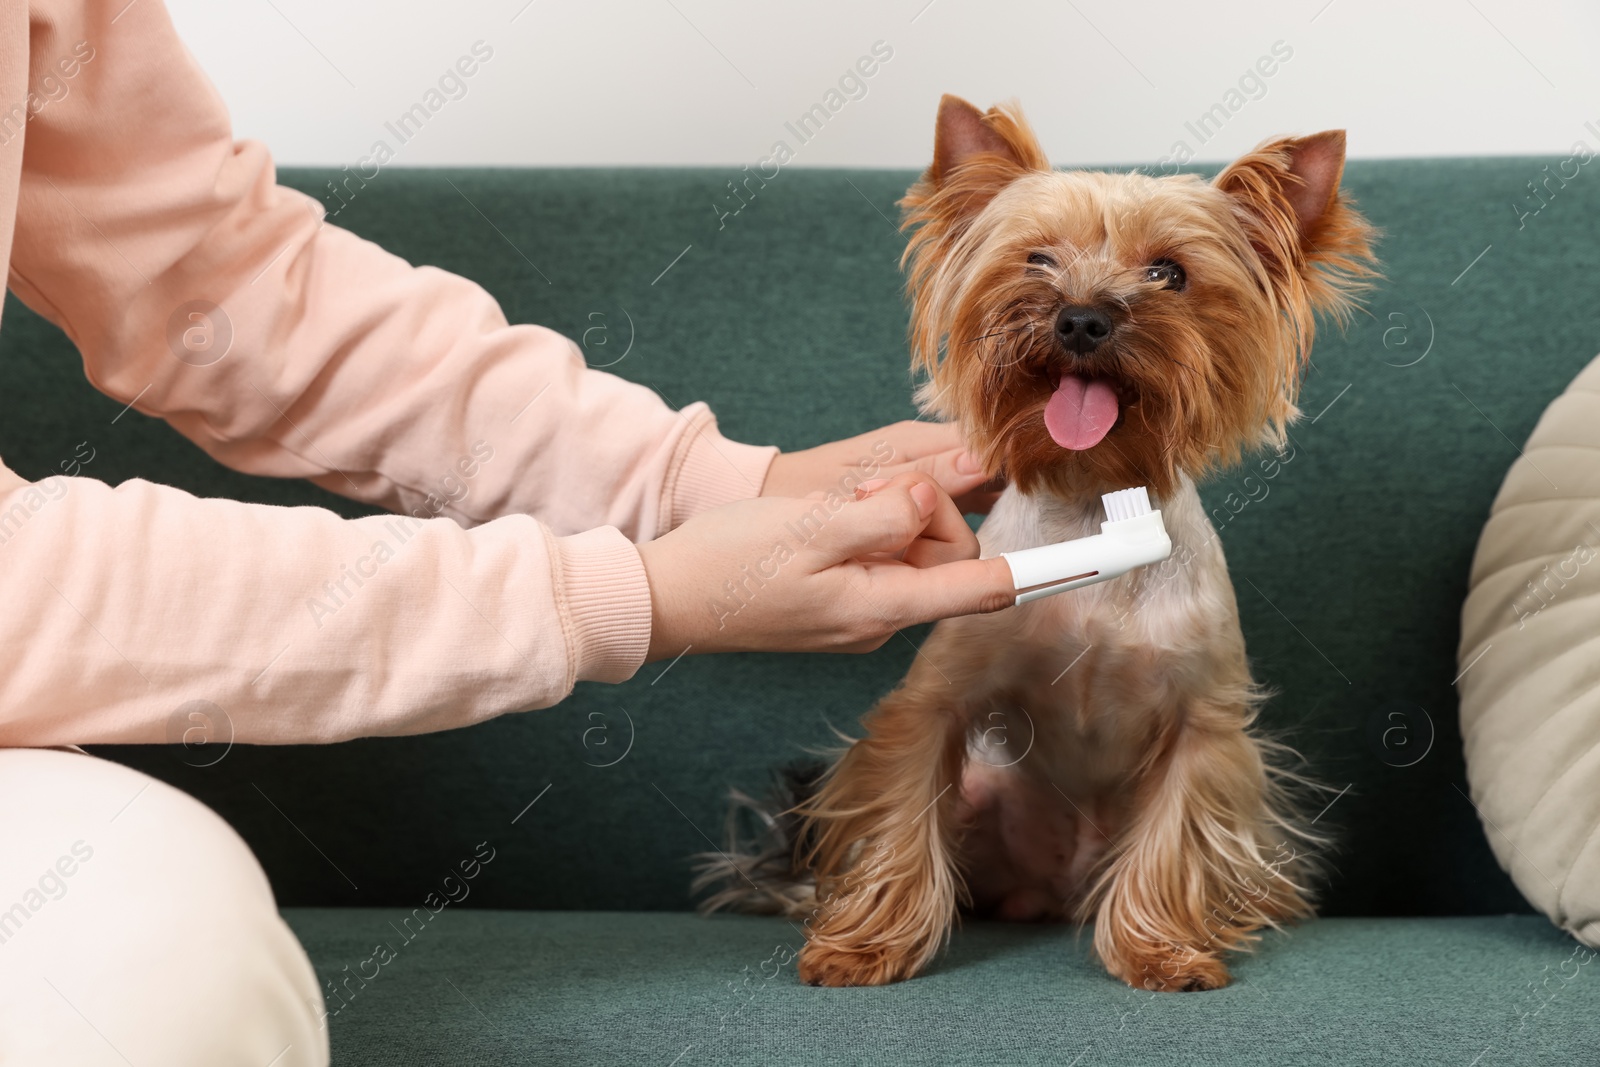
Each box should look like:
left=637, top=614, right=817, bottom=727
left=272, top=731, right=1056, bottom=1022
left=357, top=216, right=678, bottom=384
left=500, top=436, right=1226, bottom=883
left=1054, top=305, right=1114, bottom=354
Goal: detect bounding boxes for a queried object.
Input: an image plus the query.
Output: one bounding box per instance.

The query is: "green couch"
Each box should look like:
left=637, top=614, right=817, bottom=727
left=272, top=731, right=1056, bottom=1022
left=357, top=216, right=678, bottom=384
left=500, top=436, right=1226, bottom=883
left=4, top=158, right=1598, bottom=1065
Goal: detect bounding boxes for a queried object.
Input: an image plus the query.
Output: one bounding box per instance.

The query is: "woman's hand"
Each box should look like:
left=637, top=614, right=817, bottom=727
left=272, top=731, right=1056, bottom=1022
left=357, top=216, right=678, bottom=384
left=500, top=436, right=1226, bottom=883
left=761, top=420, right=1004, bottom=515
left=639, top=472, right=1015, bottom=660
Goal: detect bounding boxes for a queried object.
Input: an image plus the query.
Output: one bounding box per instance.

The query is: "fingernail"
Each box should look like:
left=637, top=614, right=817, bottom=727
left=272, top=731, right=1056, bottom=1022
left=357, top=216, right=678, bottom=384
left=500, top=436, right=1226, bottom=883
left=910, top=482, right=937, bottom=518
left=855, top=477, right=891, bottom=496
left=956, top=451, right=984, bottom=475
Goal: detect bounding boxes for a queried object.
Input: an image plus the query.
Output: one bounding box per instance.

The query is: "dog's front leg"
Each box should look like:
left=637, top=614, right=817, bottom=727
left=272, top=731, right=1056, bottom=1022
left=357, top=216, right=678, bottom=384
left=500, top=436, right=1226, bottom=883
left=796, top=664, right=970, bottom=987
left=1087, top=700, right=1313, bottom=992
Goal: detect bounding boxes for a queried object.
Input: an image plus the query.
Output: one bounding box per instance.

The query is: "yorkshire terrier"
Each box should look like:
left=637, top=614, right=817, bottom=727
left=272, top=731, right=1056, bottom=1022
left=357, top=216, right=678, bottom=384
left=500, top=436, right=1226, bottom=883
left=699, top=95, right=1377, bottom=992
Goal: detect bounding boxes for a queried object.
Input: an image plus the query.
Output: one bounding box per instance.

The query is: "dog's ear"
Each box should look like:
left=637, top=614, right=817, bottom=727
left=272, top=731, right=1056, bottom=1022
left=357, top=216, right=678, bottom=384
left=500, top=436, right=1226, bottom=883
left=906, top=97, right=1049, bottom=230
left=900, top=97, right=1051, bottom=401
left=1276, top=130, right=1347, bottom=236
left=1214, top=130, right=1379, bottom=352
left=1215, top=130, right=1349, bottom=249
left=929, top=95, right=1049, bottom=186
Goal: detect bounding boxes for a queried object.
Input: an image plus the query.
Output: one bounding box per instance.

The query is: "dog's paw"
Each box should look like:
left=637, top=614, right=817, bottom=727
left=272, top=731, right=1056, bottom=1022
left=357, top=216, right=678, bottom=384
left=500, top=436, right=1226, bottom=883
left=797, top=942, right=920, bottom=987
left=1104, top=946, right=1232, bottom=992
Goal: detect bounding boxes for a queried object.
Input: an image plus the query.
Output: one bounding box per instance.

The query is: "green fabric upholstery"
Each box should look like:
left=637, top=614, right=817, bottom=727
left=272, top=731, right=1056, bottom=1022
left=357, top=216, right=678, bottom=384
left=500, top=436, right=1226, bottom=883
left=4, top=158, right=1600, bottom=1062
left=283, top=910, right=1600, bottom=1066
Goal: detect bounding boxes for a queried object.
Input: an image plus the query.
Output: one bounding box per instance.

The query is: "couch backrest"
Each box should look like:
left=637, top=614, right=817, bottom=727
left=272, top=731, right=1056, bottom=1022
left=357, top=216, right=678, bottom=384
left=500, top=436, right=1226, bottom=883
left=4, top=160, right=1595, bottom=916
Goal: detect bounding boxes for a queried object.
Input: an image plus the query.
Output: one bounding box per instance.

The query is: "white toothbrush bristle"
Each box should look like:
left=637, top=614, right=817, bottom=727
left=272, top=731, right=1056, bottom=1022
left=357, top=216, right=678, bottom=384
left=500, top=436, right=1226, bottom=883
left=1102, top=486, right=1152, bottom=523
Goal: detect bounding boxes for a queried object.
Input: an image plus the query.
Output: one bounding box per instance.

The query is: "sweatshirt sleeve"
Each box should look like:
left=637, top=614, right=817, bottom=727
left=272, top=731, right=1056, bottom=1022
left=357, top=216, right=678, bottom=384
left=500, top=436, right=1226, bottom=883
left=8, top=0, right=778, bottom=540
left=0, top=461, right=653, bottom=746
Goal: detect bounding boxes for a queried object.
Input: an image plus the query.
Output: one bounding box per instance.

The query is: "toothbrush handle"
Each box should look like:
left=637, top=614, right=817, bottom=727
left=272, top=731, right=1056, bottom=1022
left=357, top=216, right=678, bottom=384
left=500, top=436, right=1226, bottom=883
left=1002, top=534, right=1113, bottom=592
left=999, top=518, right=1173, bottom=606
left=1013, top=571, right=1114, bottom=604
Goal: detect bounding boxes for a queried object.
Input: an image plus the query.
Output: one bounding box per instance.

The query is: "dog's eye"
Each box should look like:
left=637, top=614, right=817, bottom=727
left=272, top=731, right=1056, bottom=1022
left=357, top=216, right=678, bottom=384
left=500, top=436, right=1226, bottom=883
left=1027, top=252, right=1056, bottom=269
left=1145, top=259, right=1186, bottom=291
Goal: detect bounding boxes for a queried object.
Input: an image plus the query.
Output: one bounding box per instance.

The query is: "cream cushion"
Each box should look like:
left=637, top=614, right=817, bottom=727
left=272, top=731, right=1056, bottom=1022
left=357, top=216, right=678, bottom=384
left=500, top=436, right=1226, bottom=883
left=1461, top=353, right=1600, bottom=948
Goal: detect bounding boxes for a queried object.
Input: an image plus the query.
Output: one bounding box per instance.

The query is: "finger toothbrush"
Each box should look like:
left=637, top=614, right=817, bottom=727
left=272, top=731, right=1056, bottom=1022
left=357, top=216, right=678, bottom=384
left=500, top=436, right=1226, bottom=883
left=1000, top=486, right=1172, bottom=605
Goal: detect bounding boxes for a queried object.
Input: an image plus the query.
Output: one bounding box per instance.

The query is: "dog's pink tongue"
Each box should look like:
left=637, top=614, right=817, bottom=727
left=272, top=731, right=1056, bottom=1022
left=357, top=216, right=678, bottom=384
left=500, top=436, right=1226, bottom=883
left=1044, top=375, right=1119, bottom=450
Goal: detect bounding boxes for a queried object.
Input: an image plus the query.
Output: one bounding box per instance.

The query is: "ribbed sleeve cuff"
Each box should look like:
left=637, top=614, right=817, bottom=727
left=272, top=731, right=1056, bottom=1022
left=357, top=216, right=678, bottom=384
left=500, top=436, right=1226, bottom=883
left=664, top=404, right=779, bottom=533
left=551, top=526, right=654, bottom=684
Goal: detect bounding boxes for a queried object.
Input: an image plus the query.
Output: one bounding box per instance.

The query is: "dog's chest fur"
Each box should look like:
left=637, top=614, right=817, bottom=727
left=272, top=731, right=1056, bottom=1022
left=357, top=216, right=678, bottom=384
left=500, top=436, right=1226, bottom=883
left=933, top=479, right=1241, bottom=918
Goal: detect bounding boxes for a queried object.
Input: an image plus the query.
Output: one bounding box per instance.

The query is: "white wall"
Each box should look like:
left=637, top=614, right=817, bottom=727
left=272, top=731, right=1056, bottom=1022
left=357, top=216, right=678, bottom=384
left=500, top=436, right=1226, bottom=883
left=165, top=0, right=1600, bottom=170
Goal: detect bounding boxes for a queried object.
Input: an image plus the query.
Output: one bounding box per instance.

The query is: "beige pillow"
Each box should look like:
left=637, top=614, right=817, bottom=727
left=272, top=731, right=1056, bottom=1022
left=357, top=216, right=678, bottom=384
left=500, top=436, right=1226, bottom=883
left=1461, top=353, right=1600, bottom=948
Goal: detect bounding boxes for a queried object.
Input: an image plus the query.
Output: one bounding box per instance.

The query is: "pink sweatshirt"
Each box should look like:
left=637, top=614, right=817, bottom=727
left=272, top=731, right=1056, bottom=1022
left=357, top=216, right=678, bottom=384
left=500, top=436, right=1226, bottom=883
left=0, top=0, right=778, bottom=745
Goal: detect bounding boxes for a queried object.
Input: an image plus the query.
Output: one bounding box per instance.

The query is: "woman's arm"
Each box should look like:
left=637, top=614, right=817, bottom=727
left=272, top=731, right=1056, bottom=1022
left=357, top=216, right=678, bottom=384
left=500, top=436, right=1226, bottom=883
left=9, top=0, right=776, bottom=541
left=0, top=461, right=651, bottom=745
left=0, top=3, right=1020, bottom=749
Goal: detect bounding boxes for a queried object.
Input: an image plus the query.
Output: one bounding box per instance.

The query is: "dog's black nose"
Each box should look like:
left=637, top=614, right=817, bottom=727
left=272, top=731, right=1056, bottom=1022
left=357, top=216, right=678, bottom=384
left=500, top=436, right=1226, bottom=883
left=1055, top=305, right=1114, bottom=354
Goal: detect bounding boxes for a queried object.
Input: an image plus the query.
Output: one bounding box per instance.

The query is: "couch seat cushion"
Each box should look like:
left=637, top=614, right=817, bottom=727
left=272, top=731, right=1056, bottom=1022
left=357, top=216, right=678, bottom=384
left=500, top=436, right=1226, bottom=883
left=285, top=910, right=1598, bottom=1066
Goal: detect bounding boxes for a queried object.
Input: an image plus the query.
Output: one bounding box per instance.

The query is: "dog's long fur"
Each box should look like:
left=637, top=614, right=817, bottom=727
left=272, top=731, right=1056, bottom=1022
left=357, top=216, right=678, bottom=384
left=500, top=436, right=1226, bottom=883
left=697, top=96, right=1377, bottom=991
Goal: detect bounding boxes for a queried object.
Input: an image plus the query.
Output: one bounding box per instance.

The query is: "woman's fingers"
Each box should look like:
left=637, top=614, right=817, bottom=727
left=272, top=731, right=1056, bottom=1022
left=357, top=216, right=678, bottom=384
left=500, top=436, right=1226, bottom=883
left=872, top=423, right=992, bottom=502
left=870, top=419, right=964, bottom=459
left=875, top=424, right=1003, bottom=513
left=879, top=473, right=979, bottom=568
left=811, top=480, right=936, bottom=560
left=908, top=444, right=991, bottom=501
left=760, top=419, right=1006, bottom=512
left=831, top=472, right=978, bottom=567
